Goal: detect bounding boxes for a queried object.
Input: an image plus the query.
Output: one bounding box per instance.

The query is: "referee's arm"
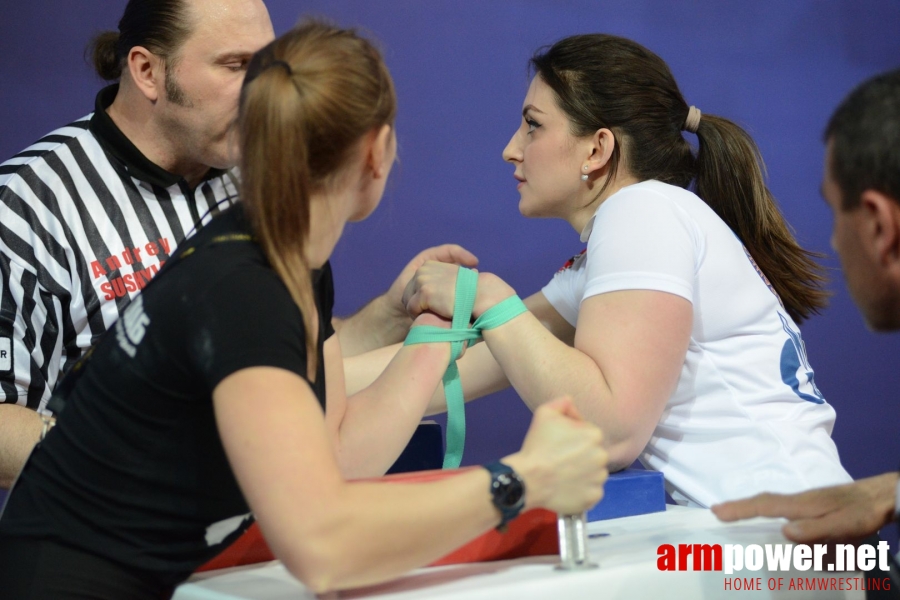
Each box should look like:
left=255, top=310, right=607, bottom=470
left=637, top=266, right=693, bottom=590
left=0, top=254, right=59, bottom=489
left=0, top=405, right=42, bottom=488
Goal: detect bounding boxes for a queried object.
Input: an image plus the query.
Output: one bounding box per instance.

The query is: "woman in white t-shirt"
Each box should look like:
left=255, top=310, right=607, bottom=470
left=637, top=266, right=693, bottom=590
left=403, top=33, right=851, bottom=507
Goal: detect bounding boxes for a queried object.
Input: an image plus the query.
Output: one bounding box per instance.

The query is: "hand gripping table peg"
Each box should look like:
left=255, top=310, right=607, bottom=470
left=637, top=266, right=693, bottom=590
left=555, top=513, right=598, bottom=571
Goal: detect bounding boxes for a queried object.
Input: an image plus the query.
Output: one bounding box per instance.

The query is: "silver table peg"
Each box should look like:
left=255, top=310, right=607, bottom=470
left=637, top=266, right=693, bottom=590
left=555, top=512, right=598, bottom=571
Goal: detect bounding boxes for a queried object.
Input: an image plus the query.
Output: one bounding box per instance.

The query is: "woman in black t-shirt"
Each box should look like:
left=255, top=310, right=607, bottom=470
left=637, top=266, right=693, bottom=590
left=0, top=20, right=608, bottom=598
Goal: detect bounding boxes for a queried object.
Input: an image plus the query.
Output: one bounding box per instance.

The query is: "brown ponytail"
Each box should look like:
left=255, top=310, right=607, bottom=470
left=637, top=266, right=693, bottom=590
left=239, top=20, right=397, bottom=379
left=532, top=34, right=827, bottom=323
left=694, top=115, right=827, bottom=322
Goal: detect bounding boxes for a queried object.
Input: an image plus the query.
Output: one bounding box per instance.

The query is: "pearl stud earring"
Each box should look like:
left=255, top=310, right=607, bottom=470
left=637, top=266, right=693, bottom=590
left=581, top=166, right=589, bottom=181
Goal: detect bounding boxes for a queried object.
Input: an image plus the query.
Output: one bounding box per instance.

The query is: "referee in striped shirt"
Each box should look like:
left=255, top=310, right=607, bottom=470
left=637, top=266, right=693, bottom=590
left=0, top=0, right=477, bottom=490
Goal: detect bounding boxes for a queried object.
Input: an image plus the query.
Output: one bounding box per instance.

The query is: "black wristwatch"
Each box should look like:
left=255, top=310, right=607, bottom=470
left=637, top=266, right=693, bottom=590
left=484, top=460, right=526, bottom=532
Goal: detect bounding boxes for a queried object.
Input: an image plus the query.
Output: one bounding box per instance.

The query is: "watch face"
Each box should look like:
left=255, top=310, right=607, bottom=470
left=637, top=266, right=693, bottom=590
left=494, top=473, right=525, bottom=508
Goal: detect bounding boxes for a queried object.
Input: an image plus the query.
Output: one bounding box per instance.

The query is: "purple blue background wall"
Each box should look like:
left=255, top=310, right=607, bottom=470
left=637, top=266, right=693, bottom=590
left=3, top=1, right=899, bottom=537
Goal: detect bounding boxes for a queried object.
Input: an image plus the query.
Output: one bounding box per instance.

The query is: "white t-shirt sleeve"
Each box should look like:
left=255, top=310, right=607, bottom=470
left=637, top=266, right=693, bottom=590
left=541, top=255, right=583, bottom=326
left=582, top=188, right=700, bottom=304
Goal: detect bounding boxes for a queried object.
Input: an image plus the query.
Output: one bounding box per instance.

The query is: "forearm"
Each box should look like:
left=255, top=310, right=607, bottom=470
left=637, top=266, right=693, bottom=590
left=467, top=285, right=689, bottom=470
left=280, top=416, right=606, bottom=595
left=342, top=338, right=511, bottom=415
left=276, top=468, right=500, bottom=592
left=423, top=341, right=510, bottom=415
left=422, top=289, right=571, bottom=416
left=481, top=316, right=640, bottom=468
left=219, top=368, right=606, bottom=594
left=0, top=404, right=44, bottom=488
left=342, top=343, right=401, bottom=396
left=336, top=294, right=411, bottom=357
left=338, top=342, right=451, bottom=478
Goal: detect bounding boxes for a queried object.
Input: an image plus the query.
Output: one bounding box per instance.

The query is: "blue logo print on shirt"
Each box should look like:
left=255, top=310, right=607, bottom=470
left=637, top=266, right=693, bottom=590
left=778, top=313, right=825, bottom=404
left=742, top=244, right=826, bottom=405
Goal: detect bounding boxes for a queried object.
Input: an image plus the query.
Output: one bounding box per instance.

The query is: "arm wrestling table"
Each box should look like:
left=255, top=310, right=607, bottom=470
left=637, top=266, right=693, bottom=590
left=173, top=506, right=869, bottom=600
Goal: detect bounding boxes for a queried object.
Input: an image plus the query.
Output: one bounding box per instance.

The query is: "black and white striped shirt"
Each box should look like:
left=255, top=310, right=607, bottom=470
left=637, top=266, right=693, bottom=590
left=0, top=85, right=239, bottom=412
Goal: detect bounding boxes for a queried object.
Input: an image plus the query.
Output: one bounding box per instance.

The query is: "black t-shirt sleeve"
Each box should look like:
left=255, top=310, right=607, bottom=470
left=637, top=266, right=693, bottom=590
left=185, top=264, right=322, bottom=393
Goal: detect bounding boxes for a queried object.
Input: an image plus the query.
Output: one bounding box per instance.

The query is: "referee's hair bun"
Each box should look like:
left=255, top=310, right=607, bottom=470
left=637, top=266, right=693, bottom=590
left=89, top=31, right=123, bottom=81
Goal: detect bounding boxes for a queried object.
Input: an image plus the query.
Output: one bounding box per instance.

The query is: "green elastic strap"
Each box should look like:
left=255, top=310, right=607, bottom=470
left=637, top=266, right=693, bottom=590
left=403, top=268, right=528, bottom=469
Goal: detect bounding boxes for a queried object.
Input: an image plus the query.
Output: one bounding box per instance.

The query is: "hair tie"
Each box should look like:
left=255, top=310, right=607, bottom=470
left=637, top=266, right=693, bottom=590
left=267, top=60, right=293, bottom=76
left=683, top=105, right=701, bottom=133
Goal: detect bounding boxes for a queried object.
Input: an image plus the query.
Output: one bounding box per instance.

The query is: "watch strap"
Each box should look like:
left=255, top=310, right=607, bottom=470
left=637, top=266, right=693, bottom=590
left=484, top=460, right=525, bottom=532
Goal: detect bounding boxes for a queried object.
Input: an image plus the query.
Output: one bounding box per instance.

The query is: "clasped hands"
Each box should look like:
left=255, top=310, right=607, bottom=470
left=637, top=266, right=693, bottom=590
left=402, top=261, right=517, bottom=325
